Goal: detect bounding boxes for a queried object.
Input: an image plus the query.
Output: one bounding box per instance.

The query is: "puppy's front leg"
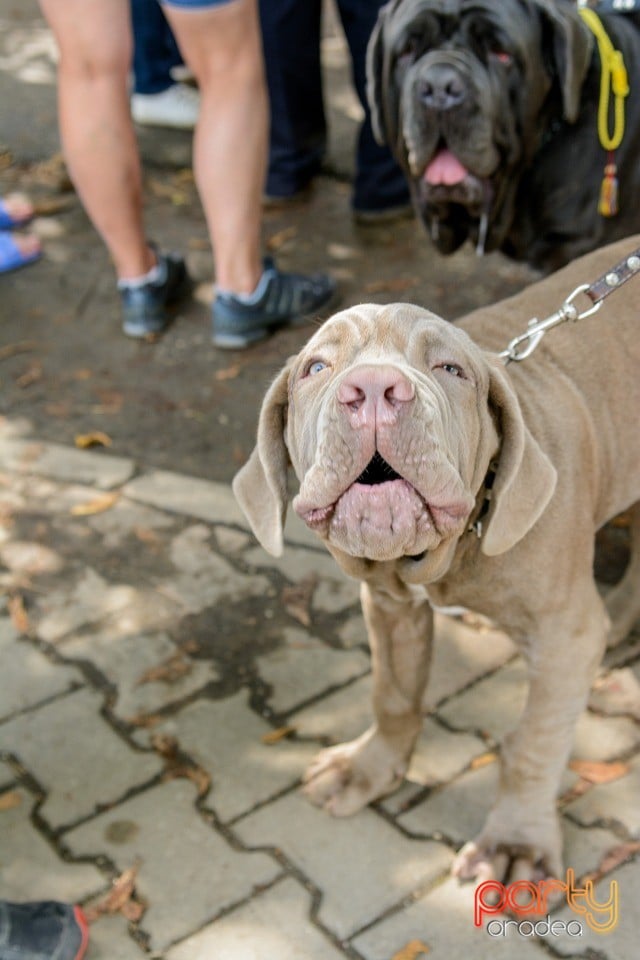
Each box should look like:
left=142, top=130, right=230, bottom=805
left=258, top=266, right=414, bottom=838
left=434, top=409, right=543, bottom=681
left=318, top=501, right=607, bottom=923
left=303, top=580, right=432, bottom=816
left=453, top=586, right=608, bottom=882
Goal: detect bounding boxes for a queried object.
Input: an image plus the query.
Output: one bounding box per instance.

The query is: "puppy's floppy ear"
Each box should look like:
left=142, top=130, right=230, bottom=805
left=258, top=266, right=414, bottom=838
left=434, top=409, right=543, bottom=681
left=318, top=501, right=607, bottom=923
left=535, top=0, right=593, bottom=123
left=366, top=0, right=402, bottom=147
left=232, top=362, right=292, bottom=557
left=481, top=357, right=557, bottom=557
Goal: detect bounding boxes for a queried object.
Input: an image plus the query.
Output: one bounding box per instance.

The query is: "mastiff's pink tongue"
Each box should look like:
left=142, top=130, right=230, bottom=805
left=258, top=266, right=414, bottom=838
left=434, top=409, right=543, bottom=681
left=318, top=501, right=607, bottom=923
left=424, top=149, right=468, bottom=185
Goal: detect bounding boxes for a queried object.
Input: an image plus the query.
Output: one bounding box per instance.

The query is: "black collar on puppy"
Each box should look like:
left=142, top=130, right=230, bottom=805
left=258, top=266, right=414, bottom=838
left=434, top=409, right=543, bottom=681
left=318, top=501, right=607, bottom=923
left=468, top=461, right=498, bottom=539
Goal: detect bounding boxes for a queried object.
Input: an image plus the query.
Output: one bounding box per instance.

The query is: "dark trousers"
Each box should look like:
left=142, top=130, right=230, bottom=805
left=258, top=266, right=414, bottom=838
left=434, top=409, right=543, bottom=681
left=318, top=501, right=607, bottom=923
left=131, top=0, right=183, bottom=95
left=259, top=0, right=409, bottom=211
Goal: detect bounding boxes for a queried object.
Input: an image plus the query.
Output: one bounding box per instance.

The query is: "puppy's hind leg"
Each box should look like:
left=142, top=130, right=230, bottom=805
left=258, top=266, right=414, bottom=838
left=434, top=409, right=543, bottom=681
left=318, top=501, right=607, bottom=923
left=605, top=501, right=640, bottom=647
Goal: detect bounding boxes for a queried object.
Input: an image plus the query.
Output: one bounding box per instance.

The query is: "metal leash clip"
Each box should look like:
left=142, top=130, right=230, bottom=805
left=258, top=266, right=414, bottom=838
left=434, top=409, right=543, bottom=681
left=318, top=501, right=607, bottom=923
left=499, top=284, right=604, bottom=363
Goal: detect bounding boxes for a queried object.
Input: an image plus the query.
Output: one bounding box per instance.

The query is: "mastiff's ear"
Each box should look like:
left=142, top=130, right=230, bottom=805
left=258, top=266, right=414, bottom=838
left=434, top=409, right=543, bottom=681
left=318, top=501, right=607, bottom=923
left=535, top=0, right=593, bottom=123
left=481, top=358, right=557, bottom=556
left=232, top=362, right=292, bottom=557
left=366, top=0, right=402, bottom=148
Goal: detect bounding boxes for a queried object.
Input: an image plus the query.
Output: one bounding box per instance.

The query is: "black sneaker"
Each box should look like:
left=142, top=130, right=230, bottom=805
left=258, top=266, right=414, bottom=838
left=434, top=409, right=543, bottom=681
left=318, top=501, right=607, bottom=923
left=0, top=901, right=89, bottom=960
left=211, top=257, right=336, bottom=349
left=120, top=249, right=191, bottom=339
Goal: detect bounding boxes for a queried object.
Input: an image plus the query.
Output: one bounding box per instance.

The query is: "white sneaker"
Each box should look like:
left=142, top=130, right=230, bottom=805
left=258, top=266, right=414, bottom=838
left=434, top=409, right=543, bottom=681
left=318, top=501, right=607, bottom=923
left=131, top=83, right=200, bottom=130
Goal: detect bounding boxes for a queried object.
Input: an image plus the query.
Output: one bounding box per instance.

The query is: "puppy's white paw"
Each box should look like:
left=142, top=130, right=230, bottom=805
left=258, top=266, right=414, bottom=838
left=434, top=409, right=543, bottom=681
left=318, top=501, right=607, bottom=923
left=302, top=729, right=407, bottom=816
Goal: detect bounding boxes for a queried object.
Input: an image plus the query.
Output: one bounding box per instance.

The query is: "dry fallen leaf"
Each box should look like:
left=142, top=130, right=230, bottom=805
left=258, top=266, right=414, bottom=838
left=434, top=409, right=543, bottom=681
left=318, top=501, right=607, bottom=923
left=70, top=492, right=120, bottom=516
left=266, top=226, right=298, bottom=251
left=150, top=733, right=211, bottom=797
left=8, top=594, right=30, bottom=635
left=125, top=712, right=163, bottom=729
left=74, top=431, right=112, bottom=449
left=136, top=651, right=192, bottom=686
left=261, top=725, right=297, bottom=745
left=391, top=939, right=430, bottom=960
left=282, top=574, right=318, bottom=627
left=215, top=363, right=242, bottom=381
left=16, top=361, right=43, bottom=389
left=0, top=340, right=38, bottom=361
left=585, top=841, right=640, bottom=882
left=0, top=791, right=23, bottom=812
left=470, top=752, right=498, bottom=770
left=364, top=277, right=418, bottom=294
left=568, top=759, right=630, bottom=784
left=162, top=764, right=211, bottom=798
left=84, top=861, right=145, bottom=923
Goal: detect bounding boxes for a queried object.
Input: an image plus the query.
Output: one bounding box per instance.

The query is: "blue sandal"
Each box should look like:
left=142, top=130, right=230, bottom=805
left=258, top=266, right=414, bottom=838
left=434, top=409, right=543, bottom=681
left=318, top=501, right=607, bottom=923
left=0, top=197, right=33, bottom=230
left=0, top=231, right=42, bottom=274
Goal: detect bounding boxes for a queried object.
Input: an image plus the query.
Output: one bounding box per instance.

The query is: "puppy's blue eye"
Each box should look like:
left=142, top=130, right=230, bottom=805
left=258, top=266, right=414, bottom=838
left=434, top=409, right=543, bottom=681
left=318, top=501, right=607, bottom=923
left=439, top=363, right=465, bottom=378
left=308, top=360, right=328, bottom=376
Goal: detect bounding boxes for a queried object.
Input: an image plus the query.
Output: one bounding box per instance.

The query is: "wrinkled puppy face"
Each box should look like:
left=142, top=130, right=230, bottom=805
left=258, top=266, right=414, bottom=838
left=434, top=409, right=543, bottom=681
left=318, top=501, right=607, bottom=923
left=285, top=304, right=491, bottom=562
left=367, top=0, right=590, bottom=255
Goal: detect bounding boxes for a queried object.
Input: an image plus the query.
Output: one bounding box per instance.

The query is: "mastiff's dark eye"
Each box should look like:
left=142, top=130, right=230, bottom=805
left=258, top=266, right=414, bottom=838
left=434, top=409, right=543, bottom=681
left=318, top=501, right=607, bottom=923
left=490, top=50, right=513, bottom=66
left=397, top=35, right=421, bottom=67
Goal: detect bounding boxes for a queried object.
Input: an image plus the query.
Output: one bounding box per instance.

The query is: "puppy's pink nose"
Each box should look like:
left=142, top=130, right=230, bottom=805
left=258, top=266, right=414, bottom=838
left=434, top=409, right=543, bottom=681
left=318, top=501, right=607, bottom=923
left=337, top=365, right=414, bottom=425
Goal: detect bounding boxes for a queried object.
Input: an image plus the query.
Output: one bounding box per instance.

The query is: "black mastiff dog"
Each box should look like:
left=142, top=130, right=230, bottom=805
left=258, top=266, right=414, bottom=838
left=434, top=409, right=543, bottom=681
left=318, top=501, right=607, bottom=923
left=367, top=0, right=640, bottom=270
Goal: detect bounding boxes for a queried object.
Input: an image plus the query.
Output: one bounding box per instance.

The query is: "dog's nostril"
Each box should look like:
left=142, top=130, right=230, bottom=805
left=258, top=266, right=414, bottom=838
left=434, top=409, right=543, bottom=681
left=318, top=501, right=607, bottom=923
left=418, top=66, right=466, bottom=110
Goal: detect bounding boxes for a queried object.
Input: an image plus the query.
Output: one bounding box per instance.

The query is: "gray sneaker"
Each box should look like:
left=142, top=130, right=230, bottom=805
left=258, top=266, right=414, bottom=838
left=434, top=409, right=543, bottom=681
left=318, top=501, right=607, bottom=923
left=212, top=257, right=336, bottom=349
left=120, top=249, right=191, bottom=339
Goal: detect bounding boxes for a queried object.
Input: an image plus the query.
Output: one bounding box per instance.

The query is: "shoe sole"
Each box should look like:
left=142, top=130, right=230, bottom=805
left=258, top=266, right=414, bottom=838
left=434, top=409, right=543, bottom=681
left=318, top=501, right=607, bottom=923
left=73, top=906, right=90, bottom=960
left=122, top=270, right=192, bottom=339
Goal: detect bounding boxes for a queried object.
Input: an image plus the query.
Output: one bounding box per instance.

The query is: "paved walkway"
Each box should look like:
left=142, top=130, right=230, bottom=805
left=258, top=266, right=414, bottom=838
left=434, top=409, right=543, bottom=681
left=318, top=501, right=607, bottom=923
left=1, top=420, right=639, bottom=959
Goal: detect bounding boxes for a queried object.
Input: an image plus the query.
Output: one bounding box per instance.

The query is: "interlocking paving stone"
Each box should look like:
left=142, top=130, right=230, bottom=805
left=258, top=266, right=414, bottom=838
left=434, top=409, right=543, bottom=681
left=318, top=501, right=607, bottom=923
left=34, top=568, right=142, bottom=643
left=352, top=874, right=550, bottom=960
left=123, top=470, right=248, bottom=527
left=164, top=523, right=271, bottom=612
left=0, top=617, right=83, bottom=721
left=399, top=761, right=501, bottom=844
left=65, top=780, right=281, bottom=952
left=290, top=674, right=374, bottom=743
left=245, top=544, right=346, bottom=585
left=440, top=657, right=640, bottom=759
left=439, top=658, right=527, bottom=738
left=571, top=711, right=640, bottom=761
left=0, top=438, right=134, bottom=488
left=166, top=877, right=348, bottom=960
left=153, top=692, right=317, bottom=821
left=561, top=820, right=623, bottom=878
left=0, top=538, right=63, bottom=576
left=86, top=497, right=176, bottom=549
left=312, top=577, right=360, bottom=614
left=213, top=526, right=252, bottom=555
left=83, top=913, right=147, bottom=960
left=0, top=689, right=162, bottom=828
left=566, top=754, right=640, bottom=837
left=256, top=626, right=370, bottom=714
left=0, top=787, right=104, bottom=901
left=423, top=613, right=517, bottom=709
left=235, top=791, right=453, bottom=939
left=538, top=859, right=640, bottom=960
left=61, top=629, right=218, bottom=722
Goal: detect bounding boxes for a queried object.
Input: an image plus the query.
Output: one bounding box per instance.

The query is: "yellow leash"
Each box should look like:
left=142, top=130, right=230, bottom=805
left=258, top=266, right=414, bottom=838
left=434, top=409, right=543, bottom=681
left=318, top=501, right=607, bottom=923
left=578, top=6, right=630, bottom=215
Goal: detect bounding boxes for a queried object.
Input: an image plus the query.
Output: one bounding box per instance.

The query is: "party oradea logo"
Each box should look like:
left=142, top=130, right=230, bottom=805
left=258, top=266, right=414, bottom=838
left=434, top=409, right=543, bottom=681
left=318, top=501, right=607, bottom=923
left=474, top=869, right=619, bottom=938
